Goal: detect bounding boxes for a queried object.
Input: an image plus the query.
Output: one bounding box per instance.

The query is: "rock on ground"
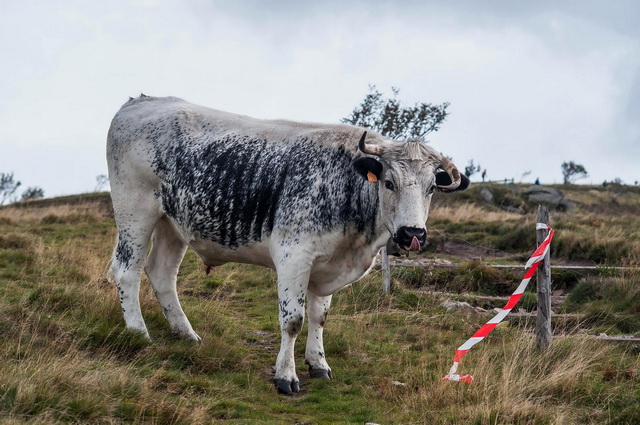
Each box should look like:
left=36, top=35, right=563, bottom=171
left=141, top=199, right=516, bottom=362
left=524, top=185, right=576, bottom=211
left=441, top=300, right=477, bottom=314
left=480, top=187, right=494, bottom=203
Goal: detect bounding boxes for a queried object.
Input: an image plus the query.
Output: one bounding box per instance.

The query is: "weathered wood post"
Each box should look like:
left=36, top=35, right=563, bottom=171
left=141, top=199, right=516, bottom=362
left=536, top=205, right=552, bottom=349
left=381, top=246, right=391, bottom=293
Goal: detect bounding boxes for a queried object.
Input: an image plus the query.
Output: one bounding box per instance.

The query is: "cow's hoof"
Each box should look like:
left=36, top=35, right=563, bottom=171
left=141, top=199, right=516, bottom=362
left=309, top=366, right=333, bottom=380
left=173, top=330, right=202, bottom=343
left=188, top=333, right=203, bottom=344
left=275, top=379, right=300, bottom=395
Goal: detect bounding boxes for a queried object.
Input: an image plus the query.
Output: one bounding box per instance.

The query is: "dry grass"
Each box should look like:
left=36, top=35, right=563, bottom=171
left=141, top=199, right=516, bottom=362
left=1, top=194, right=639, bottom=424
left=430, top=203, right=524, bottom=224
left=553, top=216, right=640, bottom=265
left=328, top=278, right=640, bottom=424
left=455, top=335, right=615, bottom=422
left=566, top=186, right=640, bottom=210
left=0, top=201, right=108, bottom=223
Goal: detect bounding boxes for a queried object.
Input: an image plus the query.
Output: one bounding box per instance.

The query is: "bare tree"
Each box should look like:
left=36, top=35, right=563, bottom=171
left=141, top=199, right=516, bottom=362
left=341, top=86, right=449, bottom=140
left=464, top=159, right=482, bottom=178
left=0, top=172, right=21, bottom=205
left=95, top=174, right=109, bottom=192
left=561, top=161, right=588, bottom=184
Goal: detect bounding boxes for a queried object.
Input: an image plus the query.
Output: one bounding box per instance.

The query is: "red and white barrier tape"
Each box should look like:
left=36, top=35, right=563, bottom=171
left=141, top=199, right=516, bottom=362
left=442, top=223, right=555, bottom=383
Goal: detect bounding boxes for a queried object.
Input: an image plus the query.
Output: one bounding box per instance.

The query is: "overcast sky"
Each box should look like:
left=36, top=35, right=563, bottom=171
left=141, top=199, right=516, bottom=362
left=1, top=0, right=639, bottom=197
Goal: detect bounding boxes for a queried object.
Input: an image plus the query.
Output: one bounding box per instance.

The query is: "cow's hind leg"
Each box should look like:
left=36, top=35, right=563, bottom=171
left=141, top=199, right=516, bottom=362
left=144, top=216, right=201, bottom=342
left=110, top=215, right=159, bottom=339
left=305, top=292, right=333, bottom=380
left=274, top=263, right=311, bottom=395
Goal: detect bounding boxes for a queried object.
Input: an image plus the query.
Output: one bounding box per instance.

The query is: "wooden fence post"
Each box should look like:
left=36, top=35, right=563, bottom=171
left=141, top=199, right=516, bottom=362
left=381, top=246, right=391, bottom=293
left=536, top=205, right=552, bottom=349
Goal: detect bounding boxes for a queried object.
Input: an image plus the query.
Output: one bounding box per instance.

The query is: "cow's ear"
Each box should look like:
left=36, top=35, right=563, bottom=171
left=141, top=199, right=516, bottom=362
left=435, top=172, right=470, bottom=192
left=352, top=157, right=383, bottom=182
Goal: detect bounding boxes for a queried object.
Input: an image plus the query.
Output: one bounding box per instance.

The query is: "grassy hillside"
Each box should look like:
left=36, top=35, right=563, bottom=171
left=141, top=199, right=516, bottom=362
left=428, top=183, right=640, bottom=266
left=0, top=186, right=638, bottom=424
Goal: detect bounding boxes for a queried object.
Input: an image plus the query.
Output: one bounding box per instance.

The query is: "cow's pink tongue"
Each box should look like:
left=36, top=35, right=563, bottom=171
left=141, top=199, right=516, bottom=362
left=405, top=236, right=421, bottom=252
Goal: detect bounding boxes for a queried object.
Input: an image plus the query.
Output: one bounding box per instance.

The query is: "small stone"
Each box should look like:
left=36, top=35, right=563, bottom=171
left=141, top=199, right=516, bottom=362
left=391, top=381, right=406, bottom=387
left=480, top=188, right=494, bottom=203
left=441, top=300, right=477, bottom=314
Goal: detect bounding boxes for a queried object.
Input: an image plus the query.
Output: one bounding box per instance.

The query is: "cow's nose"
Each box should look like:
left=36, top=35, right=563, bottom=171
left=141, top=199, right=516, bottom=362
left=395, top=226, right=427, bottom=251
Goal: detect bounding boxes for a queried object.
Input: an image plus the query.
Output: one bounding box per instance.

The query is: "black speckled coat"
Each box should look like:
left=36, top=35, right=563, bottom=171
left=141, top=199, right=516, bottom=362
left=107, top=95, right=443, bottom=293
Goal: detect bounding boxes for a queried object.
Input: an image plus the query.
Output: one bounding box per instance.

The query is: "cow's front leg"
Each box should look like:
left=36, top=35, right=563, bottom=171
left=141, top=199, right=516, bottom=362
left=305, top=291, right=333, bottom=379
left=274, top=266, right=310, bottom=395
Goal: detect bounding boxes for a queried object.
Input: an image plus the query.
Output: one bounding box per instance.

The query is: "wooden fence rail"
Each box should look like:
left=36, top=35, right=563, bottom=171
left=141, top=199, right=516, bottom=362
left=380, top=204, right=555, bottom=349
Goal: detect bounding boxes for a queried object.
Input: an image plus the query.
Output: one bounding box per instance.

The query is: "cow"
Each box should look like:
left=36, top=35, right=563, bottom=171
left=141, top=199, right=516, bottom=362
left=106, top=95, right=469, bottom=394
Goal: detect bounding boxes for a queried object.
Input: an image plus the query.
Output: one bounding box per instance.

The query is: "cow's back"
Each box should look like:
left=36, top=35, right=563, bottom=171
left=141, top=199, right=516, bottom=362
left=107, top=96, right=379, bottom=249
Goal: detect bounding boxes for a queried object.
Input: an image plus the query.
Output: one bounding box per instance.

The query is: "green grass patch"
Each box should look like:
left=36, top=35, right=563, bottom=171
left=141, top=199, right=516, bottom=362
left=565, top=274, right=640, bottom=334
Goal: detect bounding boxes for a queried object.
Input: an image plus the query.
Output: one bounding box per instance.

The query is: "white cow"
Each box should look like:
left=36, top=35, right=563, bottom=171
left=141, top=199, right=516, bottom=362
left=107, top=95, right=468, bottom=394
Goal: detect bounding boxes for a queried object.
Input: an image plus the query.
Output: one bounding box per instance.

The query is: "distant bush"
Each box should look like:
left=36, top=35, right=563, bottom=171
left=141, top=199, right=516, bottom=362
left=21, top=186, right=45, bottom=201
left=565, top=274, right=640, bottom=334
left=567, top=279, right=600, bottom=306
left=452, top=260, right=501, bottom=294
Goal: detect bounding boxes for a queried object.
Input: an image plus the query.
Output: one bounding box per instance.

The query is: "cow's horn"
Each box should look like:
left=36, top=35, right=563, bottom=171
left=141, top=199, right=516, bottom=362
left=438, top=156, right=462, bottom=190
left=358, top=131, right=384, bottom=156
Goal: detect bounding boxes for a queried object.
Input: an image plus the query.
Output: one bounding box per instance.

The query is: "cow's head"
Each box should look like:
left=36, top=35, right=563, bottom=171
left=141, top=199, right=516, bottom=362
left=352, top=131, right=469, bottom=251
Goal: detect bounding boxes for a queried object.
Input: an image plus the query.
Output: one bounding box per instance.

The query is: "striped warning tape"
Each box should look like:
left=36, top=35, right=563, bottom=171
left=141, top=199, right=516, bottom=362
left=442, top=223, right=555, bottom=383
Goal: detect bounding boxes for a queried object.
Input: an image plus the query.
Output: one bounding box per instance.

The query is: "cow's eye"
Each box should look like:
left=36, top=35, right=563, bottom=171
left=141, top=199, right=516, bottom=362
left=427, top=184, right=436, bottom=195
left=384, top=180, right=395, bottom=191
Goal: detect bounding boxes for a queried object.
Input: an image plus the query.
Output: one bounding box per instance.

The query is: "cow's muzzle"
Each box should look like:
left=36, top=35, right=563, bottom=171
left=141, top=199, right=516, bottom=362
left=394, top=227, right=427, bottom=252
